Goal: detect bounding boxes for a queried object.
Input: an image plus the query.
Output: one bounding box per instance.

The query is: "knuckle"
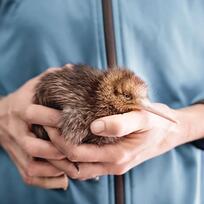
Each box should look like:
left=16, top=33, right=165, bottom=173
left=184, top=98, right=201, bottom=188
left=30, top=148, right=40, bottom=157
left=25, top=161, right=36, bottom=176
left=103, top=165, right=112, bottom=174
left=46, top=67, right=59, bottom=73
left=110, top=121, right=124, bottom=137
left=22, top=139, right=30, bottom=154
left=25, top=105, right=34, bottom=122
left=114, top=150, right=129, bottom=165
left=22, top=139, right=35, bottom=156
left=67, top=150, right=78, bottom=162
left=23, top=175, right=33, bottom=185
left=114, top=165, right=128, bottom=175
left=64, top=64, right=74, bottom=70
left=68, top=171, right=79, bottom=179
left=64, top=163, right=80, bottom=179
left=78, top=176, right=88, bottom=181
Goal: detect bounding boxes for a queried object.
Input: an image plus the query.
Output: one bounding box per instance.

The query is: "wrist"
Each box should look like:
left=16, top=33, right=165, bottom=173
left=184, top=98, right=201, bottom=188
left=0, top=95, right=10, bottom=119
left=0, top=98, right=5, bottom=146
left=175, top=104, right=204, bottom=146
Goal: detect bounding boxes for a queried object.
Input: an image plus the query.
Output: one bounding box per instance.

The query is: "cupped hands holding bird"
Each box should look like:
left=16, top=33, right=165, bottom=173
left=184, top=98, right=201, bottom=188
left=1, top=66, right=204, bottom=189
left=45, top=102, right=199, bottom=181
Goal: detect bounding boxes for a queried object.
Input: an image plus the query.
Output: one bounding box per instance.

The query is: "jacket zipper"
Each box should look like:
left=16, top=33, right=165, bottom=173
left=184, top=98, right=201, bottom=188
left=101, top=0, right=124, bottom=204
left=102, top=0, right=117, bottom=68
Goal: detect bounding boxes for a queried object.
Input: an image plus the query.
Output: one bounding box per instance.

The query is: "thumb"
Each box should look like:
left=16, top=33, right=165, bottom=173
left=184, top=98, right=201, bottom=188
left=90, top=111, right=148, bottom=137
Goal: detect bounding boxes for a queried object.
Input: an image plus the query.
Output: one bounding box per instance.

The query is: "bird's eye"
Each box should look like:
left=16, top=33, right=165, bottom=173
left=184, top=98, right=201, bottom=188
left=123, top=93, right=132, bottom=100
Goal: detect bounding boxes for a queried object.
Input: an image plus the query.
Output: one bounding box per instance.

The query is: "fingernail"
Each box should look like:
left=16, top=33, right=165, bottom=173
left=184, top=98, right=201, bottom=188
left=63, top=174, right=69, bottom=190
left=91, top=120, right=105, bottom=133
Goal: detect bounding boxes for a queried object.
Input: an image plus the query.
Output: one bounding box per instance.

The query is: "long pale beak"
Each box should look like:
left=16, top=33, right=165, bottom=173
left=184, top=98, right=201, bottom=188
left=134, top=99, right=178, bottom=123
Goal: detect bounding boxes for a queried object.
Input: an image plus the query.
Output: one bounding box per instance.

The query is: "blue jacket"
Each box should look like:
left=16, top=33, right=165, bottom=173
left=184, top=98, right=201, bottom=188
left=0, top=0, right=204, bottom=203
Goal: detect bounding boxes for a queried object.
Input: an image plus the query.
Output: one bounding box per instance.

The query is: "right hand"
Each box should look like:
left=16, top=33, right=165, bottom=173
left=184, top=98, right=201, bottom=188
left=0, top=68, right=68, bottom=190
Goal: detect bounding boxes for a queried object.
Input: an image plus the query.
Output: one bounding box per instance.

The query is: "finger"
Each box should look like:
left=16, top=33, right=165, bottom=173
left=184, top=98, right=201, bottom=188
left=90, top=111, right=150, bottom=137
left=49, top=159, right=80, bottom=179
left=65, top=151, right=150, bottom=180
left=69, top=163, right=108, bottom=180
left=26, top=67, right=62, bottom=88
left=26, top=159, right=65, bottom=177
left=33, top=67, right=62, bottom=81
left=63, top=64, right=74, bottom=70
left=24, top=104, right=61, bottom=127
left=23, top=173, right=69, bottom=190
left=44, top=126, right=113, bottom=162
left=9, top=148, right=64, bottom=177
left=6, top=138, right=65, bottom=177
left=45, top=126, right=119, bottom=163
left=20, top=134, right=65, bottom=160
left=6, top=144, right=27, bottom=176
left=7, top=117, right=65, bottom=160
left=50, top=159, right=110, bottom=180
left=57, top=162, right=131, bottom=181
left=12, top=152, right=66, bottom=190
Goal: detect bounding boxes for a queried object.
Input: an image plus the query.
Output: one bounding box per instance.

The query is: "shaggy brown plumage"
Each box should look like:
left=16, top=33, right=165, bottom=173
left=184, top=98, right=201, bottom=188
left=32, top=64, right=175, bottom=145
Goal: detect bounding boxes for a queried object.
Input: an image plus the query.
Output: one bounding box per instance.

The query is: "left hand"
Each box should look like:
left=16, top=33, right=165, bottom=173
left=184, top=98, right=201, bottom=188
left=45, top=103, right=190, bottom=180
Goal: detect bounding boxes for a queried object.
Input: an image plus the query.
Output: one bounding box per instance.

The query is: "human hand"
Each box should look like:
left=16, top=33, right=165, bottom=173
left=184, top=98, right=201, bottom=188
left=0, top=68, right=68, bottom=189
left=45, top=103, right=192, bottom=180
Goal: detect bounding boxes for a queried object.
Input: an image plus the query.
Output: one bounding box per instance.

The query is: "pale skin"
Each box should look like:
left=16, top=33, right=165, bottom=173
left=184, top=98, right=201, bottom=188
left=0, top=68, right=204, bottom=188
left=0, top=68, right=68, bottom=189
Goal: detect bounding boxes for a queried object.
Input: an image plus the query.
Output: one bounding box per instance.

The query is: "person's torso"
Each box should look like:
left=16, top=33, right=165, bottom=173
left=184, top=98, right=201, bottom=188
left=0, top=0, right=203, bottom=203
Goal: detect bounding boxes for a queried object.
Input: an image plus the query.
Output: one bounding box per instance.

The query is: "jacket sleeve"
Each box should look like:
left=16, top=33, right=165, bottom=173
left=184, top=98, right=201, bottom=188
left=191, top=100, right=204, bottom=150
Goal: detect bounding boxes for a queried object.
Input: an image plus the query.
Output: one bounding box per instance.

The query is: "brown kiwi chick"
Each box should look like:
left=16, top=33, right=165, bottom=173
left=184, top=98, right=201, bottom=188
left=32, top=64, right=176, bottom=145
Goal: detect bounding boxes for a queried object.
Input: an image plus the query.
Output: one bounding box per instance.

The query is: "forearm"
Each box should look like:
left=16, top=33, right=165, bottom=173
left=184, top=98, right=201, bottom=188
left=177, top=104, right=204, bottom=145
left=0, top=95, right=9, bottom=123
left=0, top=96, right=9, bottom=146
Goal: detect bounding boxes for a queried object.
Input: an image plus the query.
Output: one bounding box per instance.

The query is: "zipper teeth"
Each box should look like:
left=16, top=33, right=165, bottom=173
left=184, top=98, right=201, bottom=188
left=102, top=0, right=117, bottom=68
left=114, top=176, right=124, bottom=204
left=102, top=0, right=124, bottom=204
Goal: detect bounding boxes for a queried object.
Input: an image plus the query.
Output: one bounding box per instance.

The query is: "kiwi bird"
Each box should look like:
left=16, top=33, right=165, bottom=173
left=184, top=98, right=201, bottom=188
left=32, top=64, right=176, bottom=145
